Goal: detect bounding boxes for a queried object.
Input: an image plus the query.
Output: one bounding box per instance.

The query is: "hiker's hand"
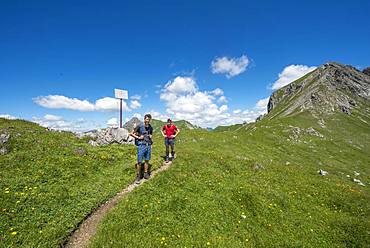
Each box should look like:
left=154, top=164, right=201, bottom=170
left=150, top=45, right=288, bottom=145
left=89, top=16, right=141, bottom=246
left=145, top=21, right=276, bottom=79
left=139, top=135, right=144, bottom=140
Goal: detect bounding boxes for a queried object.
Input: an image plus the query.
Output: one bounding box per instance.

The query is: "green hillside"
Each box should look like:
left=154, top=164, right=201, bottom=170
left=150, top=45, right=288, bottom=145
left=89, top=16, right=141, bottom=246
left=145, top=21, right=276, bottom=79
left=89, top=64, right=370, bottom=247
left=150, top=119, right=199, bottom=132
left=90, top=110, right=370, bottom=247
left=213, top=123, right=243, bottom=132
left=0, top=118, right=163, bottom=247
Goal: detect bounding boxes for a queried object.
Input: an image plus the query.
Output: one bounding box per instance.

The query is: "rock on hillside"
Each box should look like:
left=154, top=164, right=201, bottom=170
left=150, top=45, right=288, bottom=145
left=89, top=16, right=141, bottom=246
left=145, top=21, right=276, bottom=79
left=267, top=62, right=370, bottom=117
left=363, top=67, right=370, bottom=76
left=0, top=130, right=10, bottom=155
left=83, top=127, right=134, bottom=146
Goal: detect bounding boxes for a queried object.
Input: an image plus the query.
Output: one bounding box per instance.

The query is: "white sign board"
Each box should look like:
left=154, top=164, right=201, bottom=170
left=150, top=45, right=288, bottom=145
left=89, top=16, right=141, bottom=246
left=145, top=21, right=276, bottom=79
left=114, top=89, right=128, bottom=99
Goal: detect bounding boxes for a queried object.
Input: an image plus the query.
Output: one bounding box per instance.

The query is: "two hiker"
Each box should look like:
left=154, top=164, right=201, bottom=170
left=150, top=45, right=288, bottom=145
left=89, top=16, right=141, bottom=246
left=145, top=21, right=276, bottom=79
left=129, top=115, right=180, bottom=184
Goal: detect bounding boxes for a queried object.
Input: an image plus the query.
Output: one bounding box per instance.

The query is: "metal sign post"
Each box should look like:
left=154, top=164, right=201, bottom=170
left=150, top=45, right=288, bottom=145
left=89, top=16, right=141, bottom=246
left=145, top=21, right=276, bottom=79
left=114, top=89, right=128, bottom=128
left=120, top=98, right=123, bottom=128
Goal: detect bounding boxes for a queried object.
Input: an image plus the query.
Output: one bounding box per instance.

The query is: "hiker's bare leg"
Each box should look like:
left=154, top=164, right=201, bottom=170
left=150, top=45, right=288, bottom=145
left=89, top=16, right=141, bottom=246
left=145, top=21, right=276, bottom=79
left=144, top=160, right=149, bottom=173
left=165, top=145, right=169, bottom=158
left=136, top=162, right=142, bottom=175
left=170, top=144, right=175, bottom=158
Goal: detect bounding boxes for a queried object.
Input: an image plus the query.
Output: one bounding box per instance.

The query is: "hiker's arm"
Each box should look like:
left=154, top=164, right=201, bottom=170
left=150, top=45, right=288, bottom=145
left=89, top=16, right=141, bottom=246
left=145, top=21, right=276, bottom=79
left=148, top=127, right=153, bottom=139
left=129, top=130, right=138, bottom=139
left=129, top=128, right=143, bottom=139
left=161, top=129, right=166, bottom=137
left=174, top=128, right=180, bottom=137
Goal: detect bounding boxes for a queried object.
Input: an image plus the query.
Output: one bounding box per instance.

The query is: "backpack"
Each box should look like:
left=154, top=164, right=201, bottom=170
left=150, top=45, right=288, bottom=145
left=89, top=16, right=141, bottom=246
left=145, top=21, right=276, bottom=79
left=134, top=124, right=153, bottom=146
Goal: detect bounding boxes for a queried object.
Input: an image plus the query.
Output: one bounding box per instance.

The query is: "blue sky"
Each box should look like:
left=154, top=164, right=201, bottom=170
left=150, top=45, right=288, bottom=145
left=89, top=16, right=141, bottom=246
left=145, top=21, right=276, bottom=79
left=1, top=0, right=369, bottom=130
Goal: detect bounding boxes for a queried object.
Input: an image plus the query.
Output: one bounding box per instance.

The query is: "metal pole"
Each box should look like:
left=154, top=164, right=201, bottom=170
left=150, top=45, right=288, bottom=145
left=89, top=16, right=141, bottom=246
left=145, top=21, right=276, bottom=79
left=120, top=98, right=123, bottom=128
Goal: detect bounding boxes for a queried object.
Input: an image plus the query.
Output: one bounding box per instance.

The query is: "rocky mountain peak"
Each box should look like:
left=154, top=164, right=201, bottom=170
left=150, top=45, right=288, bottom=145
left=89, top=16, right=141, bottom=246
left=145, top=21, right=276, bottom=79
left=267, top=62, right=370, bottom=117
left=123, top=117, right=142, bottom=131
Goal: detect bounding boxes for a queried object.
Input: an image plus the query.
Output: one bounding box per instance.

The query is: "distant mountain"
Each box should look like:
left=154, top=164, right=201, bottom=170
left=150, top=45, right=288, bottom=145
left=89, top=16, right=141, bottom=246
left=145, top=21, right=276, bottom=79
left=213, top=123, right=243, bottom=132
left=215, top=62, right=370, bottom=131
left=150, top=119, right=199, bottom=132
left=266, top=62, right=370, bottom=119
left=123, top=117, right=142, bottom=131
left=123, top=117, right=199, bottom=132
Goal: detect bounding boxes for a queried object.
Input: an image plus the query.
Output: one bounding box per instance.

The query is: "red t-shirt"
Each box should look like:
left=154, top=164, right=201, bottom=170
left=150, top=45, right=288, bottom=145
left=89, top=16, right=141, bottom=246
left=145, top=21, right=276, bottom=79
left=162, top=124, right=178, bottom=138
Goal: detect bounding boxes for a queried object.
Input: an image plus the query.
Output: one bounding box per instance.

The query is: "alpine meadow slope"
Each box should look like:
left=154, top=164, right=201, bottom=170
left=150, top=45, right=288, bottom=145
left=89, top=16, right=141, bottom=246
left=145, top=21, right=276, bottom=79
left=0, top=119, right=164, bottom=247
left=90, top=62, right=370, bottom=247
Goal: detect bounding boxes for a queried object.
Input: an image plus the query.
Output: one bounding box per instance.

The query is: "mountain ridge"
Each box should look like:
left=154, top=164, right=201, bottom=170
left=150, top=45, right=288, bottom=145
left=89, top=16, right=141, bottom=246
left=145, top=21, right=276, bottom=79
left=266, top=62, right=370, bottom=119
left=214, top=61, right=370, bottom=131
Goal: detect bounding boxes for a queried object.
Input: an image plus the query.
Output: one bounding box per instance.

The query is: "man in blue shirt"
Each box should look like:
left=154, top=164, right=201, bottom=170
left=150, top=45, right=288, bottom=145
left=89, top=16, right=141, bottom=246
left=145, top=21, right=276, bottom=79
left=129, top=114, right=153, bottom=184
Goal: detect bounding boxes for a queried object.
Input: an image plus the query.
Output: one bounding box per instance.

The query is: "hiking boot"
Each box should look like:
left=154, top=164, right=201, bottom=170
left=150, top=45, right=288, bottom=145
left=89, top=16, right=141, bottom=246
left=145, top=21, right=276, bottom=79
left=165, top=156, right=170, bottom=163
left=144, top=172, right=150, bottom=179
left=135, top=174, right=142, bottom=184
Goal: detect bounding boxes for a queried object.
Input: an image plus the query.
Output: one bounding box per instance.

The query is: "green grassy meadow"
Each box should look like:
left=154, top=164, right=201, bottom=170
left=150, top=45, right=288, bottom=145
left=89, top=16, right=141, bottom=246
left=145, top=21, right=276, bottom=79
left=0, top=118, right=163, bottom=247
left=90, top=112, right=370, bottom=247
left=0, top=109, right=369, bottom=247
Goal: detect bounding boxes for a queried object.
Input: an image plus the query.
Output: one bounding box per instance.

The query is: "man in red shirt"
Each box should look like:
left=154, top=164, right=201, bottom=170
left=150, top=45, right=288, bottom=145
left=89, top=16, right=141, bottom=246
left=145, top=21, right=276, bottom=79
left=161, top=118, right=180, bottom=163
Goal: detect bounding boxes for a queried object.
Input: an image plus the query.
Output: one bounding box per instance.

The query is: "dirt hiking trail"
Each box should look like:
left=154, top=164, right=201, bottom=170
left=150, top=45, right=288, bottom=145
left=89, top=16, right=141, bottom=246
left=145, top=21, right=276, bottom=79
left=63, top=161, right=173, bottom=248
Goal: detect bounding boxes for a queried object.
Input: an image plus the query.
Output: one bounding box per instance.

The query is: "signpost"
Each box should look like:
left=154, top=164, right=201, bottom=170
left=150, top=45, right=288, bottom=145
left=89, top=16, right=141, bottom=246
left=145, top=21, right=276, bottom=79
left=114, top=89, right=128, bottom=128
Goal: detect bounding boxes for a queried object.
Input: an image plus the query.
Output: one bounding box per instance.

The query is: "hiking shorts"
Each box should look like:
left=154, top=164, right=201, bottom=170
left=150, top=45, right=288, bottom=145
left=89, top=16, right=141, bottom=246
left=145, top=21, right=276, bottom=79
left=137, top=144, right=151, bottom=163
left=165, top=137, right=175, bottom=146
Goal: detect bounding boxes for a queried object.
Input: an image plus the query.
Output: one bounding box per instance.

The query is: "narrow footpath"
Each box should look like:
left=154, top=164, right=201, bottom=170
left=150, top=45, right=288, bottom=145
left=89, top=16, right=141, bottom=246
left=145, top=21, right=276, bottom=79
left=63, top=161, right=173, bottom=248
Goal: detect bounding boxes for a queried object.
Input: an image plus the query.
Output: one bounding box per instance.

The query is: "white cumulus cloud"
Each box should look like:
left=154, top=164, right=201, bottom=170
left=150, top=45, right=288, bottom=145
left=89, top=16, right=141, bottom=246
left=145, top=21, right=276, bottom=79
left=44, top=114, right=62, bottom=121
left=130, top=95, right=141, bottom=101
left=107, top=117, right=118, bottom=127
left=33, top=95, right=129, bottom=112
left=271, top=64, right=316, bottom=90
left=255, top=97, right=270, bottom=111
left=130, top=100, right=141, bottom=109
left=33, top=95, right=95, bottom=111
left=0, top=114, right=17, bottom=120
left=33, top=116, right=72, bottom=131
left=95, top=97, right=123, bottom=111
left=132, top=113, right=142, bottom=119
left=211, top=54, right=250, bottom=78
left=163, top=76, right=197, bottom=95
left=217, top=95, right=228, bottom=104
left=210, top=88, right=224, bottom=96
left=159, top=76, right=264, bottom=128
left=32, top=115, right=106, bottom=133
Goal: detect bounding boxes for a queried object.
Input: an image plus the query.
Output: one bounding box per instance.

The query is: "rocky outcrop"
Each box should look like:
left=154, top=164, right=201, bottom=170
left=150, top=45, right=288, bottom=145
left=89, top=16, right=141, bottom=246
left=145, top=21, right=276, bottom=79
left=123, top=117, right=142, bottom=132
left=255, top=114, right=266, bottom=122
left=284, top=126, right=324, bottom=143
left=267, top=62, right=370, bottom=117
left=363, top=67, right=370, bottom=76
left=85, top=127, right=134, bottom=146
left=0, top=131, right=10, bottom=155
left=75, top=147, right=87, bottom=156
